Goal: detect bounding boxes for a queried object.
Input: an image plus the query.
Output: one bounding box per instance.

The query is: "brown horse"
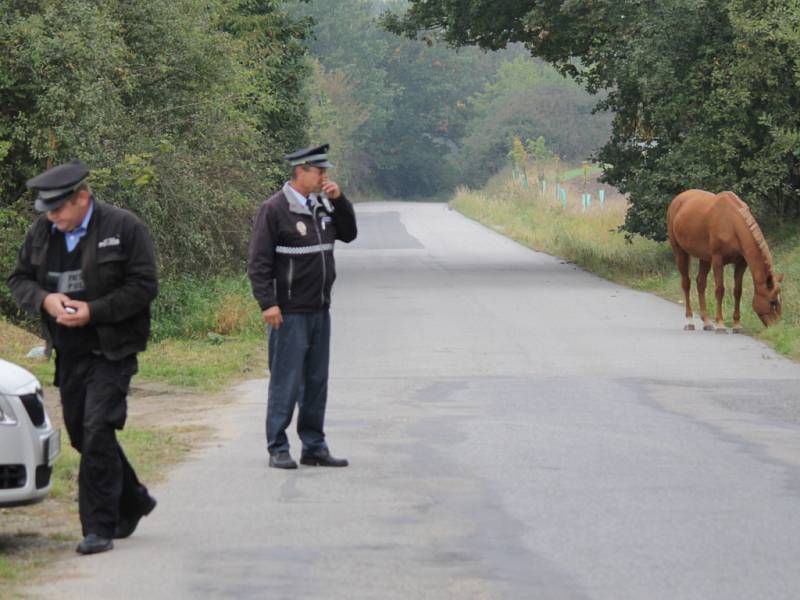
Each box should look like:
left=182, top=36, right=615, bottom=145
left=667, top=189, right=783, bottom=332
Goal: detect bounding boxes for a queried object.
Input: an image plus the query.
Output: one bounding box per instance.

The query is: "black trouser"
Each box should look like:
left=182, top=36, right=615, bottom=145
left=56, top=352, right=147, bottom=538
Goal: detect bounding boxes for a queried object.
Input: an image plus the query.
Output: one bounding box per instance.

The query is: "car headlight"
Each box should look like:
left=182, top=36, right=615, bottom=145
left=0, top=394, right=19, bottom=425
left=19, top=388, right=46, bottom=427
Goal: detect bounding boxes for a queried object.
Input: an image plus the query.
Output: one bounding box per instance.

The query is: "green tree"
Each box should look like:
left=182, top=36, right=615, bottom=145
left=294, top=0, right=503, bottom=196
left=306, top=59, right=372, bottom=191
left=386, top=0, right=800, bottom=239
left=222, top=0, right=312, bottom=183
left=459, top=55, right=610, bottom=186
left=0, top=0, right=312, bottom=313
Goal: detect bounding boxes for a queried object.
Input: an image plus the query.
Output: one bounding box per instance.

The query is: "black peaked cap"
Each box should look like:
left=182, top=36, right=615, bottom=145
left=284, top=144, right=333, bottom=168
left=26, top=159, right=90, bottom=212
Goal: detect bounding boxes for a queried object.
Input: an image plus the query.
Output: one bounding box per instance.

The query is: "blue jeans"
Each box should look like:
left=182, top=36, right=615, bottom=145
left=266, top=311, right=330, bottom=455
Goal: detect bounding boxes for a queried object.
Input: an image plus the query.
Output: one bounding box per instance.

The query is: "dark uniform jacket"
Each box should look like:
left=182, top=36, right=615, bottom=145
left=248, top=185, right=357, bottom=313
left=7, top=200, right=158, bottom=360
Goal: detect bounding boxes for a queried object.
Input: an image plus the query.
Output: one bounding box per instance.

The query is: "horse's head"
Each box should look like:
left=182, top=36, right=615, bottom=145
left=753, top=273, right=784, bottom=326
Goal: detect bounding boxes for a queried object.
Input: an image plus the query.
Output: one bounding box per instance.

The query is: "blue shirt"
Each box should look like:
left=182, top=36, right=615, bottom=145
left=52, top=200, right=94, bottom=253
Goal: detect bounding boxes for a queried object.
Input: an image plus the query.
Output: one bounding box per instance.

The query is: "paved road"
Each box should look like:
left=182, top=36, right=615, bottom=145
left=25, top=202, right=800, bottom=599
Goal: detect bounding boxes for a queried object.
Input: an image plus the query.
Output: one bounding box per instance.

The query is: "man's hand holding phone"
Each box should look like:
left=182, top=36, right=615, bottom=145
left=58, top=300, right=90, bottom=327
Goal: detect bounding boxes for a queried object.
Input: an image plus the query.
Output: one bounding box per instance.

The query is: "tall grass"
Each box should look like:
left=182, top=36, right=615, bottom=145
left=452, top=170, right=800, bottom=359
left=144, top=273, right=267, bottom=388
left=453, top=171, right=675, bottom=281
left=151, top=273, right=263, bottom=340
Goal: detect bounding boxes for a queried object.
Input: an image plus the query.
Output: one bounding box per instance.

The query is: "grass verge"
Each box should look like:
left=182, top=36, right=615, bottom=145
left=451, top=170, right=800, bottom=359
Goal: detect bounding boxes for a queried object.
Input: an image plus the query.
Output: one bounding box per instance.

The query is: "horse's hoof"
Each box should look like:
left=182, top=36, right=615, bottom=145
left=683, top=324, right=695, bottom=331
left=732, top=328, right=743, bottom=335
left=715, top=327, right=729, bottom=335
left=703, top=325, right=715, bottom=331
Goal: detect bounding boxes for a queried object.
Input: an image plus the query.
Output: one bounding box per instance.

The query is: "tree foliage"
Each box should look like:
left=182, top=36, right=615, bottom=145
left=387, top=0, right=800, bottom=240
left=296, top=0, right=606, bottom=197
left=460, top=56, right=610, bottom=187
left=0, top=0, right=310, bottom=320
left=297, top=0, right=503, bottom=196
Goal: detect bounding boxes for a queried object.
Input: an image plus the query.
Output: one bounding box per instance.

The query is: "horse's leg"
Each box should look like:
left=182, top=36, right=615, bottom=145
left=732, top=258, right=747, bottom=333
left=711, top=255, right=728, bottom=333
left=673, top=247, right=694, bottom=330
left=696, top=260, right=714, bottom=331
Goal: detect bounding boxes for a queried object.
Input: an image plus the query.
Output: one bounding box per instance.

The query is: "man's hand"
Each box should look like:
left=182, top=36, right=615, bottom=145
left=42, top=293, right=71, bottom=319
left=321, top=180, right=342, bottom=200
left=57, top=300, right=91, bottom=327
left=262, top=306, right=283, bottom=329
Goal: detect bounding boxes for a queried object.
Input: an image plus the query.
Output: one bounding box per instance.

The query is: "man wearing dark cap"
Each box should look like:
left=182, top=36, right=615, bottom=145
left=248, top=144, right=357, bottom=469
left=8, top=159, right=159, bottom=554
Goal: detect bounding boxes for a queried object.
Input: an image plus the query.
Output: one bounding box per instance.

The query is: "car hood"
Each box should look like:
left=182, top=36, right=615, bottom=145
left=0, top=359, right=39, bottom=396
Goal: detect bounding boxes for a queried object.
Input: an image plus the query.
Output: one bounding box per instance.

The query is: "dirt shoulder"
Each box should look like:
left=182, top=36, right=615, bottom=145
left=0, top=355, right=256, bottom=594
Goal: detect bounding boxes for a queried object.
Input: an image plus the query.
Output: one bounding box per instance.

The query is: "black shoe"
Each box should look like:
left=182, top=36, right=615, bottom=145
left=76, top=534, right=114, bottom=555
left=300, top=448, right=348, bottom=467
left=114, top=493, right=157, bottom=539
left=269, top=451, right=298, bottom=469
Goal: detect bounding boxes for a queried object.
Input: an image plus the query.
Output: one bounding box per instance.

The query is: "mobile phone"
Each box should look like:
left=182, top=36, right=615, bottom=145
left=64, top=306, right=77, bottom=315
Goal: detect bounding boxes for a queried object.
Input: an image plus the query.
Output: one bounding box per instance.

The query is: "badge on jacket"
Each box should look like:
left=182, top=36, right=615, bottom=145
left=296, top=221, right=307, bottom=236
left=98, top=236, right=121, bottom=248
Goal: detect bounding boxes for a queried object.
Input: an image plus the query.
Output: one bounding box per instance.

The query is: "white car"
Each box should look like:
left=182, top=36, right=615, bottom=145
left=0, top=358, right=60, bottom=507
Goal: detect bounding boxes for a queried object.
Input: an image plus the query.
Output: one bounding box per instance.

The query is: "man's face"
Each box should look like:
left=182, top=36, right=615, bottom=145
left=296, top=165, right=327, bottom=194
left=46, top=191, right=90, bottom=232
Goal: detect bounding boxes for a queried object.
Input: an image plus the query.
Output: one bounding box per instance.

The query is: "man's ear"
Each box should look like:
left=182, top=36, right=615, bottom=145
left=67, top=191, right=88, bottom=213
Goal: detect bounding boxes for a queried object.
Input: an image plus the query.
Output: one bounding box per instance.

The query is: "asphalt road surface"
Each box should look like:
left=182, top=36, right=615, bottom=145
left=25, top=202, right=800, bottom=599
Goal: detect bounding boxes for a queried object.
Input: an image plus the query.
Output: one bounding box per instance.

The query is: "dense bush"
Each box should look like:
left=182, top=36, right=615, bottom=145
left=0, top=205, right=29, bottom=319
left=0, top=0, right=310, bottom=312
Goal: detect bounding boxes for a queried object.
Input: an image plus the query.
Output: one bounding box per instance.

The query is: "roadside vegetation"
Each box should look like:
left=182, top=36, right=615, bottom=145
left=389, top=1, right=800, bottom=242
left=452, top=168, right=800, bottom=360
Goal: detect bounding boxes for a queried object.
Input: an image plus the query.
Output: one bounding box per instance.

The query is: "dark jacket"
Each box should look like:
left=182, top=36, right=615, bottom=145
left=248, top=185, right=357, bottom=313
left=7, top=200, right=158, bottom=360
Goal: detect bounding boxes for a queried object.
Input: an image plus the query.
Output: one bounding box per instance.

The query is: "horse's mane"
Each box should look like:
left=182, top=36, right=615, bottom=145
left=731, top=195, right=774, bottom=274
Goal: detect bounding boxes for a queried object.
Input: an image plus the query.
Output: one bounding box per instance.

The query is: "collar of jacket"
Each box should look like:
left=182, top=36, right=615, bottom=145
left=282, top=182, right=312, bottom=216
left=32, top=200, right=104, bottom=297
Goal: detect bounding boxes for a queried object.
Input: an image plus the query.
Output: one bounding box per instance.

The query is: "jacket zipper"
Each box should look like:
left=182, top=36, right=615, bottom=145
left=310, top=204, right=326, bottom=306
left=287, top=258, right=294, bottom=300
